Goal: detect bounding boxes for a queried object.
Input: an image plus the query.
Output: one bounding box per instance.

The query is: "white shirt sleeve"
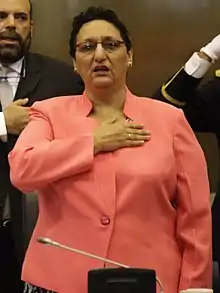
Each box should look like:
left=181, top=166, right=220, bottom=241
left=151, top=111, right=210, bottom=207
left=0, top=112, right=7, bottom=142
left=184, top=52, right=212, bottom=79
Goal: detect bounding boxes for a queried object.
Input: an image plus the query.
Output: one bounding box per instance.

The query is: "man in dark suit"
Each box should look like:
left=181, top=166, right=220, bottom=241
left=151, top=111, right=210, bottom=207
left=153, top=34, right=220, bottom=288
left=0, top=0, right=84, bottom=292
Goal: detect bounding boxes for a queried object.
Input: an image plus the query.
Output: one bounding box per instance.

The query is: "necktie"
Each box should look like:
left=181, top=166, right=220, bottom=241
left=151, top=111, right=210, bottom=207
left=0, top=67, right=14, bottom=110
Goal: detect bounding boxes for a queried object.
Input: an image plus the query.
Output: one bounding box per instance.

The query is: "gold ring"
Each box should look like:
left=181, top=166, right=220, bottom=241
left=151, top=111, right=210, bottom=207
left=128, top=133, right=131, bottom=139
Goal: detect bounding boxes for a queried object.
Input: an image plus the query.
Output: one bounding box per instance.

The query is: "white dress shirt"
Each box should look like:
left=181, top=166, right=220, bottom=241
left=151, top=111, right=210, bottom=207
left=0, top=58, right=24, bottom=219
left=0, top=58, right=23, bottom=138
left=184, top=52, right=212, bottom=78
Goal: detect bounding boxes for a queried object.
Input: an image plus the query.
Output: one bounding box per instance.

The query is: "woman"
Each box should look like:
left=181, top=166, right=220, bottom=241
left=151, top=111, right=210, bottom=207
left=8, top=6, right=212, bottom=293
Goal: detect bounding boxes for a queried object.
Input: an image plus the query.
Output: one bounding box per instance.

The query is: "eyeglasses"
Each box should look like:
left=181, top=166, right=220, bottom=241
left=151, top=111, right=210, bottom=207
left=76, top=39, right=125, bottom=54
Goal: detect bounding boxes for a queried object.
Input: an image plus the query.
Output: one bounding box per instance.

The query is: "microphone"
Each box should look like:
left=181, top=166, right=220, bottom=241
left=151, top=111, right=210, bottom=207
left=38, top=237, right=164, bottom=293
left=38, top=237, right=129, bottom=268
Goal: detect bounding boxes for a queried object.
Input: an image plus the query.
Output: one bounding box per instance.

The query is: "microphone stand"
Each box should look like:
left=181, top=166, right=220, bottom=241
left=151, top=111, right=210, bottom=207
left=38, top=237, right=164, bottom=293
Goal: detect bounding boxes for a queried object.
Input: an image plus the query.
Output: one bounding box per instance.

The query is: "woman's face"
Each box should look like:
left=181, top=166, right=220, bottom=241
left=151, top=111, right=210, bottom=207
left=73, top=19, right=132, bottom=89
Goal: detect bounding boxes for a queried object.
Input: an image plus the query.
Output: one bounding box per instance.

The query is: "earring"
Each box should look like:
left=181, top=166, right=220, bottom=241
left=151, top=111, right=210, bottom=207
left=128, top=60, right=132, bottom=67
left=74, top=66, right=77, bottom=72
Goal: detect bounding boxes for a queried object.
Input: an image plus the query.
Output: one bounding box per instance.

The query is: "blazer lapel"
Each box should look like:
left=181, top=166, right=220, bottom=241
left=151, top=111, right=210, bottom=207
left=14, top=53, right=41, bottom=104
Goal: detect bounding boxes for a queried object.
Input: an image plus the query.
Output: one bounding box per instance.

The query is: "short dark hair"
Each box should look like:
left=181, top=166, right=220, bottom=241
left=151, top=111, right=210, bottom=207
left=69, top=6, right=132, bottom=58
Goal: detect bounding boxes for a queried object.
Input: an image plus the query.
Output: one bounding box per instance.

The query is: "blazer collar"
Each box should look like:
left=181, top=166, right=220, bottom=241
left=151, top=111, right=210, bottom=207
left=79, top=87, right=142, bottom=122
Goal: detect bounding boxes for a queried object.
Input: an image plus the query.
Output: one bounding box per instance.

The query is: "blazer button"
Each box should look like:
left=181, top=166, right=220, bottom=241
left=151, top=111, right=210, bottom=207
left=101, top=215, right=110, bottom=226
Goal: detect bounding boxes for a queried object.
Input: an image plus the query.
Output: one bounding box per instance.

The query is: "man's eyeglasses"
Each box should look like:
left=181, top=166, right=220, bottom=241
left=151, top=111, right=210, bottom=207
left=76, top=39, right=125, bottom=54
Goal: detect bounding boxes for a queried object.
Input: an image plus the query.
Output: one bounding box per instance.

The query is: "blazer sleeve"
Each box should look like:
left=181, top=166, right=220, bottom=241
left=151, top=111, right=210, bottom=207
left=173, top=110, right=212, bottom=290
left=153, top=68, right=220, bottom=133
left=8, top=103, right=94, bottom=193
left=153, top=68, right=202, bottom=106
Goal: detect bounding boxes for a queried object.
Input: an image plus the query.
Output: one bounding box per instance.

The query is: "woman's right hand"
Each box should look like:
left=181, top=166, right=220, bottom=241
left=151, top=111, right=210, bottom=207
left=93, top=118, right=151, bottom=154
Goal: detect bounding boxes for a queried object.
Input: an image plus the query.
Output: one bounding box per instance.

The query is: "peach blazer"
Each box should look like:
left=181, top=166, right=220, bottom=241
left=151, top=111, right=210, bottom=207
left=9, top=89, right=212, bottom=293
